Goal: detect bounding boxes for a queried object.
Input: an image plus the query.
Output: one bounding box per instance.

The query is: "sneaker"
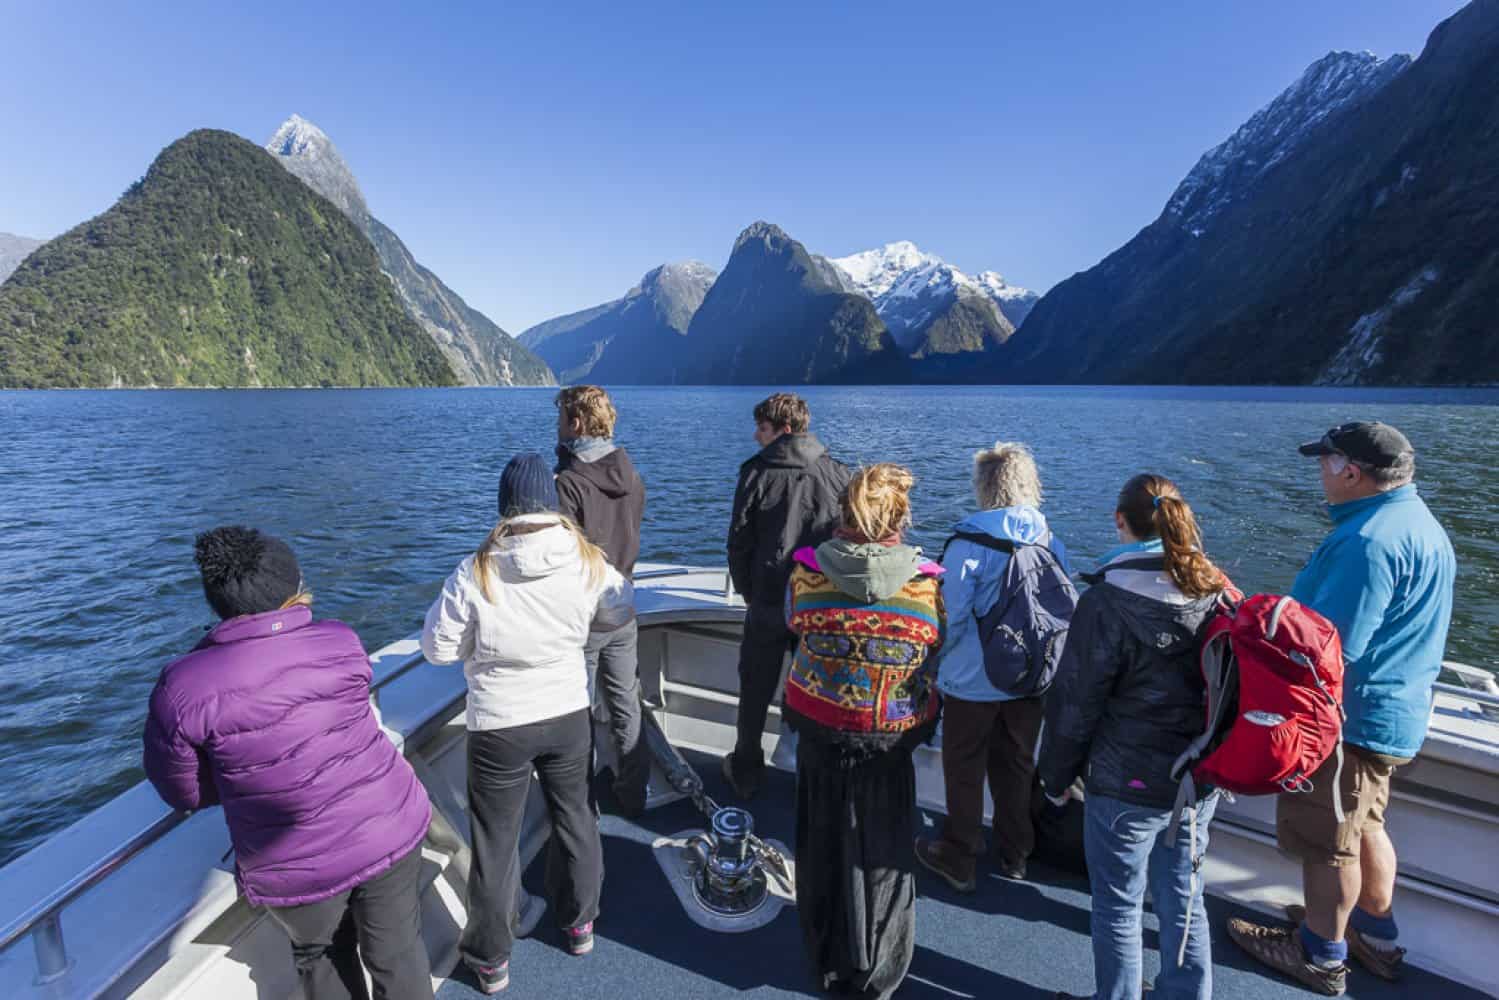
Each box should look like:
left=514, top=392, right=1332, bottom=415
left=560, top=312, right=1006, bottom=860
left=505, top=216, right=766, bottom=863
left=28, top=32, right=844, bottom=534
left=721, top=752, right=762, bottom=800
left=914, top=837, right=977, bottom=893
left=1284, top=904, right=1406, bottom=982
left=465, top=960, right=509, bottom=994
left=996, top=856, right=1028, bottom=881
left=564, top=921, right=594, bottom=956
left=1226, top=917, right=1347, bottom=996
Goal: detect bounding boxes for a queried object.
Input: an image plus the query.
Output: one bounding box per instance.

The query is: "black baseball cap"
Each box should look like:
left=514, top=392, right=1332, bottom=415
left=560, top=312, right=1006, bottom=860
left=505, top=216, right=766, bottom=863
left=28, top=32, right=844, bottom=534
left=1298, top=421, right=1413, bottom=469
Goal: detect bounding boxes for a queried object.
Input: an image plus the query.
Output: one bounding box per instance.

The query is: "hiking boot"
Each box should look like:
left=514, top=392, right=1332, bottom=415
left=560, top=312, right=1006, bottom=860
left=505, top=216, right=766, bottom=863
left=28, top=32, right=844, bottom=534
left=1227, top=917, right=1347, bottom=996
left=996, top=856, right=1028, bottom=881
left=564, top=921, right=594, bottom=956
left=465, top=960, right=509, bottom=994
left=914, top=837, right=977, bottom=893
left=721, top=752, right=762, bottom=800
left=1284, top=904, right=1406, bottom=982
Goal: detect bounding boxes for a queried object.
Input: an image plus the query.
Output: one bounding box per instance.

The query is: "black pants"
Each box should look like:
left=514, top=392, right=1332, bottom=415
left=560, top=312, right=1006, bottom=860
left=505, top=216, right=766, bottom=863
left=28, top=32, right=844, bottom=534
left=265, top=845, right=433, bottom=1000
left=462, top=710, right=602, bottom=968
left=732, top=602, right=795, bottom=774
left=585, top=619, right=650, bottom=808
left=795, top=740, right=917, bottom=1000
left=938, top=694, right=1044, bottom=866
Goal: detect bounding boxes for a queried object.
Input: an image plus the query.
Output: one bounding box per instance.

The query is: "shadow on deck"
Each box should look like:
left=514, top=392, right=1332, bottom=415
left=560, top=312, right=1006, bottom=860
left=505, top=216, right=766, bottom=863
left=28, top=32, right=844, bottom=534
left=437, top=750, right=1478, bottom=999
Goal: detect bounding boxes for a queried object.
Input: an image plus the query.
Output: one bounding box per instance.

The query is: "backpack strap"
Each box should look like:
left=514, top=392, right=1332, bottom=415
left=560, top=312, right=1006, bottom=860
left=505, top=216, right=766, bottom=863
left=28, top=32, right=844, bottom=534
left=941, top=530, right=1016, bottom=562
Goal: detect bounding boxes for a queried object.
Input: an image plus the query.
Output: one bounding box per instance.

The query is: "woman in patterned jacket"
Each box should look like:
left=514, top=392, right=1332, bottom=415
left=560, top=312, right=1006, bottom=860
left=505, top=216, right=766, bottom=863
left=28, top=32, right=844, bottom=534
left=782, top=463, right=946, bottom=999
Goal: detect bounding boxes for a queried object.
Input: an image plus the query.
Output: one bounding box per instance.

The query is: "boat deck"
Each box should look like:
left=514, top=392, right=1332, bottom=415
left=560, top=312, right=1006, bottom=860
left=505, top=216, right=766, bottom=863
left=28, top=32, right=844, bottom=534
left=435, top=749, right=1482, bottom=1000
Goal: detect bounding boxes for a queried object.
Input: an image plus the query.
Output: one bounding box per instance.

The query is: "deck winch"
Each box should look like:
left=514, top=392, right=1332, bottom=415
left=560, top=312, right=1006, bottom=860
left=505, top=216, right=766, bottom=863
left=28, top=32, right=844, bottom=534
left=640, top=711, right=794, bottom=931
left=683, top=807, right=770, bottom=916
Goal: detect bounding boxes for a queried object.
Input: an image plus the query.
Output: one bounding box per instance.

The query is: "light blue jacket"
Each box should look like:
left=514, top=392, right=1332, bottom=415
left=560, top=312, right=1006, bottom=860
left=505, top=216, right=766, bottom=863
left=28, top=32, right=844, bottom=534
left=935, top=506, right=1070, bottom=702
left=1291, top=484, right=1456, bottom=759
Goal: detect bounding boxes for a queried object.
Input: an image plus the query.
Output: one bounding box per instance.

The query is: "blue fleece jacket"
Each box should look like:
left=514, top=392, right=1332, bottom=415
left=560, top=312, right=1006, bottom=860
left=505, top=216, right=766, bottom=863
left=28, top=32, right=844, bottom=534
left=1291, top=484, right=1456, bottom=758
left=935, top=506, right=1070, bottom=702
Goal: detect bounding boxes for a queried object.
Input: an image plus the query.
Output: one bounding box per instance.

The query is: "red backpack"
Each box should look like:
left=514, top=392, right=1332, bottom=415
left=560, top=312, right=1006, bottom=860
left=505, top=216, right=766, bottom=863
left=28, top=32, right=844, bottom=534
left=1169, top=591, right=1346, bottom=830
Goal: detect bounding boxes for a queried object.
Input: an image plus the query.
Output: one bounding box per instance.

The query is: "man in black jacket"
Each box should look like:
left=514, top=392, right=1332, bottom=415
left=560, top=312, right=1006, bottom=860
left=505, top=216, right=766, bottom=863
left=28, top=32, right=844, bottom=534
left=723, top=393, right=852, bottom=798
left=555, top=386, right=650, bottom=815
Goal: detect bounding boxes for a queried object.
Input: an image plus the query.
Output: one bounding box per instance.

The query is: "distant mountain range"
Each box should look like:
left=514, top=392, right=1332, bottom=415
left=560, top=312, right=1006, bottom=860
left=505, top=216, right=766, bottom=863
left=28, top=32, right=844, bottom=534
left=0, top=234, right=43, bottom=284
left=266, top=116, right=554, bottom=386
left=522, top=230, right=1033, bottom=384
left=999, top=0, right=1499, bottom=385
left=519, top=261, right=717, bottom=383
left=0, top=131, right=455, bottom=388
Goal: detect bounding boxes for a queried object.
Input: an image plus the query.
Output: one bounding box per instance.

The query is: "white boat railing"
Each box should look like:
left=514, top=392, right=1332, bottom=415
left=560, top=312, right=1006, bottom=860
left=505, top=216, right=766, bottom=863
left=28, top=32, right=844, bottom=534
left=0, top=566, right=711, bottom=986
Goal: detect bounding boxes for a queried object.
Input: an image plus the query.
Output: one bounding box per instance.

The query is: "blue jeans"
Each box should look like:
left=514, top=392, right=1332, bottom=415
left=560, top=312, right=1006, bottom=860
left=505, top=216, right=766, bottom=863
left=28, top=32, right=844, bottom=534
left=1083, top=792, right=1218, bottom=1000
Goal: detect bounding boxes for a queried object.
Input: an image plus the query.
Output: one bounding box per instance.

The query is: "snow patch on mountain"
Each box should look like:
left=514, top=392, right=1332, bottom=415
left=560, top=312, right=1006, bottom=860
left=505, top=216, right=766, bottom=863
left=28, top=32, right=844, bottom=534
left=1166, top=51, right=1410, bottom=236
left=1316, top=266, right=1439, bottom=385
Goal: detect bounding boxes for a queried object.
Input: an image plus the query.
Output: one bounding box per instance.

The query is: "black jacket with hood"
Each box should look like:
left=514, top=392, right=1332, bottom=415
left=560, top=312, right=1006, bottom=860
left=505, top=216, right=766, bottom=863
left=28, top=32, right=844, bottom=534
left=727, top=432, right=852, bottom=609
left=1038, top=551, right=1218, bottom=809
left=555, top=443, right=645, bottom=578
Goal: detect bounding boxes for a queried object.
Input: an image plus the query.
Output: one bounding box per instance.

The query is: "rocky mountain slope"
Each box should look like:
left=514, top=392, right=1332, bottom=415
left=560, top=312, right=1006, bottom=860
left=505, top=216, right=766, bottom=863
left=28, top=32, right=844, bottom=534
left=266, top=115, right=553, bottom=386
left=518, top=261, right=716, bottom=383
left=1002, top=0, right=1499, bottom=385
left=0, top=233, right=44, bottom=285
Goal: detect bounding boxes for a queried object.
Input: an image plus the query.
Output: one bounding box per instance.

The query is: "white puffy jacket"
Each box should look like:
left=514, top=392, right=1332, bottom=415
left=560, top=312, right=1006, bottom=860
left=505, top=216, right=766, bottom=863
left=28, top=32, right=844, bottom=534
left=421, top=516, right=634, bottom=730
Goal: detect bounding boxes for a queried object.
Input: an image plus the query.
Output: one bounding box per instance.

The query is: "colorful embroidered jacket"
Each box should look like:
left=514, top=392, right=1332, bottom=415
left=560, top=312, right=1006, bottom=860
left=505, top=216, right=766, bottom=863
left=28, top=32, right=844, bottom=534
left=783, top=546, right=946, bottom=754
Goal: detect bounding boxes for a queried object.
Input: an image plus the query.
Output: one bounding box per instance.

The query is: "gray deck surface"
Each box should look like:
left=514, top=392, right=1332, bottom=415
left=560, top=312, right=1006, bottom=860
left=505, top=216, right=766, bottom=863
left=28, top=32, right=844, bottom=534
left=436, top=750, right=1478, bottom=999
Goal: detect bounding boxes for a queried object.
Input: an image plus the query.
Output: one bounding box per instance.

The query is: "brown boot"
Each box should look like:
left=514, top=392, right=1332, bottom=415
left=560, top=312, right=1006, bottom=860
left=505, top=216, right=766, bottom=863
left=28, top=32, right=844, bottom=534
left=914, top=837, right=977, bottom=893
left=1226, top=917, right=1347, bottom=996
left=1284, top=904, right=1406, bottom=982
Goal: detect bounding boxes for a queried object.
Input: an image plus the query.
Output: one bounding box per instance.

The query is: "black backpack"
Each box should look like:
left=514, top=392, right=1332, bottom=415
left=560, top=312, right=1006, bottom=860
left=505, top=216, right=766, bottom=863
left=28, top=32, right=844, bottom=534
left=942, top=530, right=1079, bottom=697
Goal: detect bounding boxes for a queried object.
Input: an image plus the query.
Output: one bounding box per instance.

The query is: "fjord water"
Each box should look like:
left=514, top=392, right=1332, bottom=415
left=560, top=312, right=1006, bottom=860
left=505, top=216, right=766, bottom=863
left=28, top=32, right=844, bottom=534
left=1, top=385, right=1496, bottom=866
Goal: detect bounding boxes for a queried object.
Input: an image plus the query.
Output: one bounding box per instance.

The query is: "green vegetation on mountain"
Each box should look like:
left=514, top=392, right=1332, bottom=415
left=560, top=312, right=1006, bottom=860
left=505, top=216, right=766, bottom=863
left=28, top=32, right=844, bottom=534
left=0, top=130, right=457, bottom=388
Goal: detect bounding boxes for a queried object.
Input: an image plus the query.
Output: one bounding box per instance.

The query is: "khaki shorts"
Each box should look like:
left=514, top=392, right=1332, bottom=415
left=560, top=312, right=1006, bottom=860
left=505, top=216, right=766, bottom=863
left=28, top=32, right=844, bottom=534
left=1276, top=743, right=1410, bottom=868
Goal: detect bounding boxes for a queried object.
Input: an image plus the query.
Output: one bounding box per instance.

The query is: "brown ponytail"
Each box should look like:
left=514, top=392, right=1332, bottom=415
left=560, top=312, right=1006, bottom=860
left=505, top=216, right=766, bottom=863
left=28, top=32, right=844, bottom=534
left=1117, top=474, right=1224, bottom=599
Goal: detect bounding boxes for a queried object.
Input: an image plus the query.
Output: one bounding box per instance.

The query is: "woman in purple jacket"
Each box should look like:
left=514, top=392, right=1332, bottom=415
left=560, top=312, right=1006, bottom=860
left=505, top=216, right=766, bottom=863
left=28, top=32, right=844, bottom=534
left=143, top=526, right=433, bottom=1000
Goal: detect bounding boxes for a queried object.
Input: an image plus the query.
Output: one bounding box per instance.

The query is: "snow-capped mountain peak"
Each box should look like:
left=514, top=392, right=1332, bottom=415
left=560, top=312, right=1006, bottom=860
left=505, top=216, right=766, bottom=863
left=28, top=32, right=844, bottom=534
left=265, top=114, right=369, bottom=222
left=1165, top=50, right=1410, bottom=236
left=829, top=242, right=1038, bottom=345
left=830, top=241, right=945, bottom=300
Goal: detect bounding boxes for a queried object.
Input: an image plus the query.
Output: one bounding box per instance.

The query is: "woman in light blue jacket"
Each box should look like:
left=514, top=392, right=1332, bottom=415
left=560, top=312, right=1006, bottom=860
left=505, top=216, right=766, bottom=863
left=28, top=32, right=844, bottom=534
left=915, top=442, right=1070, bottom=891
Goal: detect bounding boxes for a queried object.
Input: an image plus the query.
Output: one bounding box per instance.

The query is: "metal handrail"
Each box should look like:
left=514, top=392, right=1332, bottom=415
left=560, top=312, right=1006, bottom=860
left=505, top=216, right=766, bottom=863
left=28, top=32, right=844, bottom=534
left=0, top=564, right=714, bottom=973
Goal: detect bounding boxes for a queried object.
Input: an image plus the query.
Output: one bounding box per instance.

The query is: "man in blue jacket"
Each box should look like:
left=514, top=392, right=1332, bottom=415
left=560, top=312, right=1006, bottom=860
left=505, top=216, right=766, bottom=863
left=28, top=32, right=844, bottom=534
left=1230, top=422, right=1455, bottom=996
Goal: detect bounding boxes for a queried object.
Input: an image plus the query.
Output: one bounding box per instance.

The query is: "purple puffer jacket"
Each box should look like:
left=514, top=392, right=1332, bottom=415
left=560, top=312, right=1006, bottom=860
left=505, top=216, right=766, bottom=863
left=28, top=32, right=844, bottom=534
left=142, top=605, right=430, bottom=907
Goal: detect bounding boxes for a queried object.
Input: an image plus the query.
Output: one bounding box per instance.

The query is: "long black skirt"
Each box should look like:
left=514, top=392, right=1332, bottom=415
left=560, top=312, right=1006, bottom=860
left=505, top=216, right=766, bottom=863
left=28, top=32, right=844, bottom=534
left=795, top=739, right=917, bottom=999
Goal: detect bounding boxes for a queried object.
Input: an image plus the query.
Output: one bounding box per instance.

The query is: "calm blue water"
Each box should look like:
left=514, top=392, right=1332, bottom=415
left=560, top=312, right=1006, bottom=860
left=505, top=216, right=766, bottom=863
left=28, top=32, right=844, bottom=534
left=1, top=385, right=1496, bottom=866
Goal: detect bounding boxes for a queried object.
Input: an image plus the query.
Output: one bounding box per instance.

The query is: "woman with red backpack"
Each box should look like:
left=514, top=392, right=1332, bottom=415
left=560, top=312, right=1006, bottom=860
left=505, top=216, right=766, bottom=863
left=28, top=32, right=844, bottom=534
left=1038, top=474, right=1229, bottom=1000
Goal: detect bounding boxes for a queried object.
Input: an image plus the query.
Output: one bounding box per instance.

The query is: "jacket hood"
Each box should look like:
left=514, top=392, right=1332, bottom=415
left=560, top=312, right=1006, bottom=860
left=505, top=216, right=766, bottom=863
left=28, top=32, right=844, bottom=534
left=753, top=432, right=828, bottom=471
left=490, top=518, right=580, bottom=579
left=812, top=538, right=926, bottom=603
left=556, top=446, right=641, bottom=500
left=955, top=505, right=1051, bottom=544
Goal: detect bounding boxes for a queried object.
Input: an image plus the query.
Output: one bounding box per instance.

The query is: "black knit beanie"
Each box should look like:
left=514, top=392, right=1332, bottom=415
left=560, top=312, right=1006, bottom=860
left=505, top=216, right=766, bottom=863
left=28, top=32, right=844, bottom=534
left=194, top=525, right=303, bottom=620
left=498, top=452, right=559, bottom=518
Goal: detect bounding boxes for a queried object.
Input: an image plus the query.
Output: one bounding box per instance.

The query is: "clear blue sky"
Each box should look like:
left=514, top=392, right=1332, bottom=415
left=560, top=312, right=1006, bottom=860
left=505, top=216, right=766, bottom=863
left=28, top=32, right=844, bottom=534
left=0, top=0, right=1467, bottom=333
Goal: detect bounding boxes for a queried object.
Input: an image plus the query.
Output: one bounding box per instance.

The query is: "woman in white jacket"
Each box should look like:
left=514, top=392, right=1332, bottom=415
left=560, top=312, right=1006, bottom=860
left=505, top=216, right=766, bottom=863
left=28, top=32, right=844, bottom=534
left=422, top=452, right=632, bottom=995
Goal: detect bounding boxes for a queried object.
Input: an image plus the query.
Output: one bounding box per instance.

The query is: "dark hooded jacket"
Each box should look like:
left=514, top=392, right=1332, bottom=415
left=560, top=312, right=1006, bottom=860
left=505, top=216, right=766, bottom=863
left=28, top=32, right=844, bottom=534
left=555, top=442, right=645, bottom=578
left=727, top=432, right=852, bottom=608
left=1038, top=549, right=1219, bottom=809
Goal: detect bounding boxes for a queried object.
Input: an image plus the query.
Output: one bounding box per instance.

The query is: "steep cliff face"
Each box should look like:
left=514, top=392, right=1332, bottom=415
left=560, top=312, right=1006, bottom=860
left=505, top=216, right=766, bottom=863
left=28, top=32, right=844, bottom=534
left=266, top=115, right=554, bottom=385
